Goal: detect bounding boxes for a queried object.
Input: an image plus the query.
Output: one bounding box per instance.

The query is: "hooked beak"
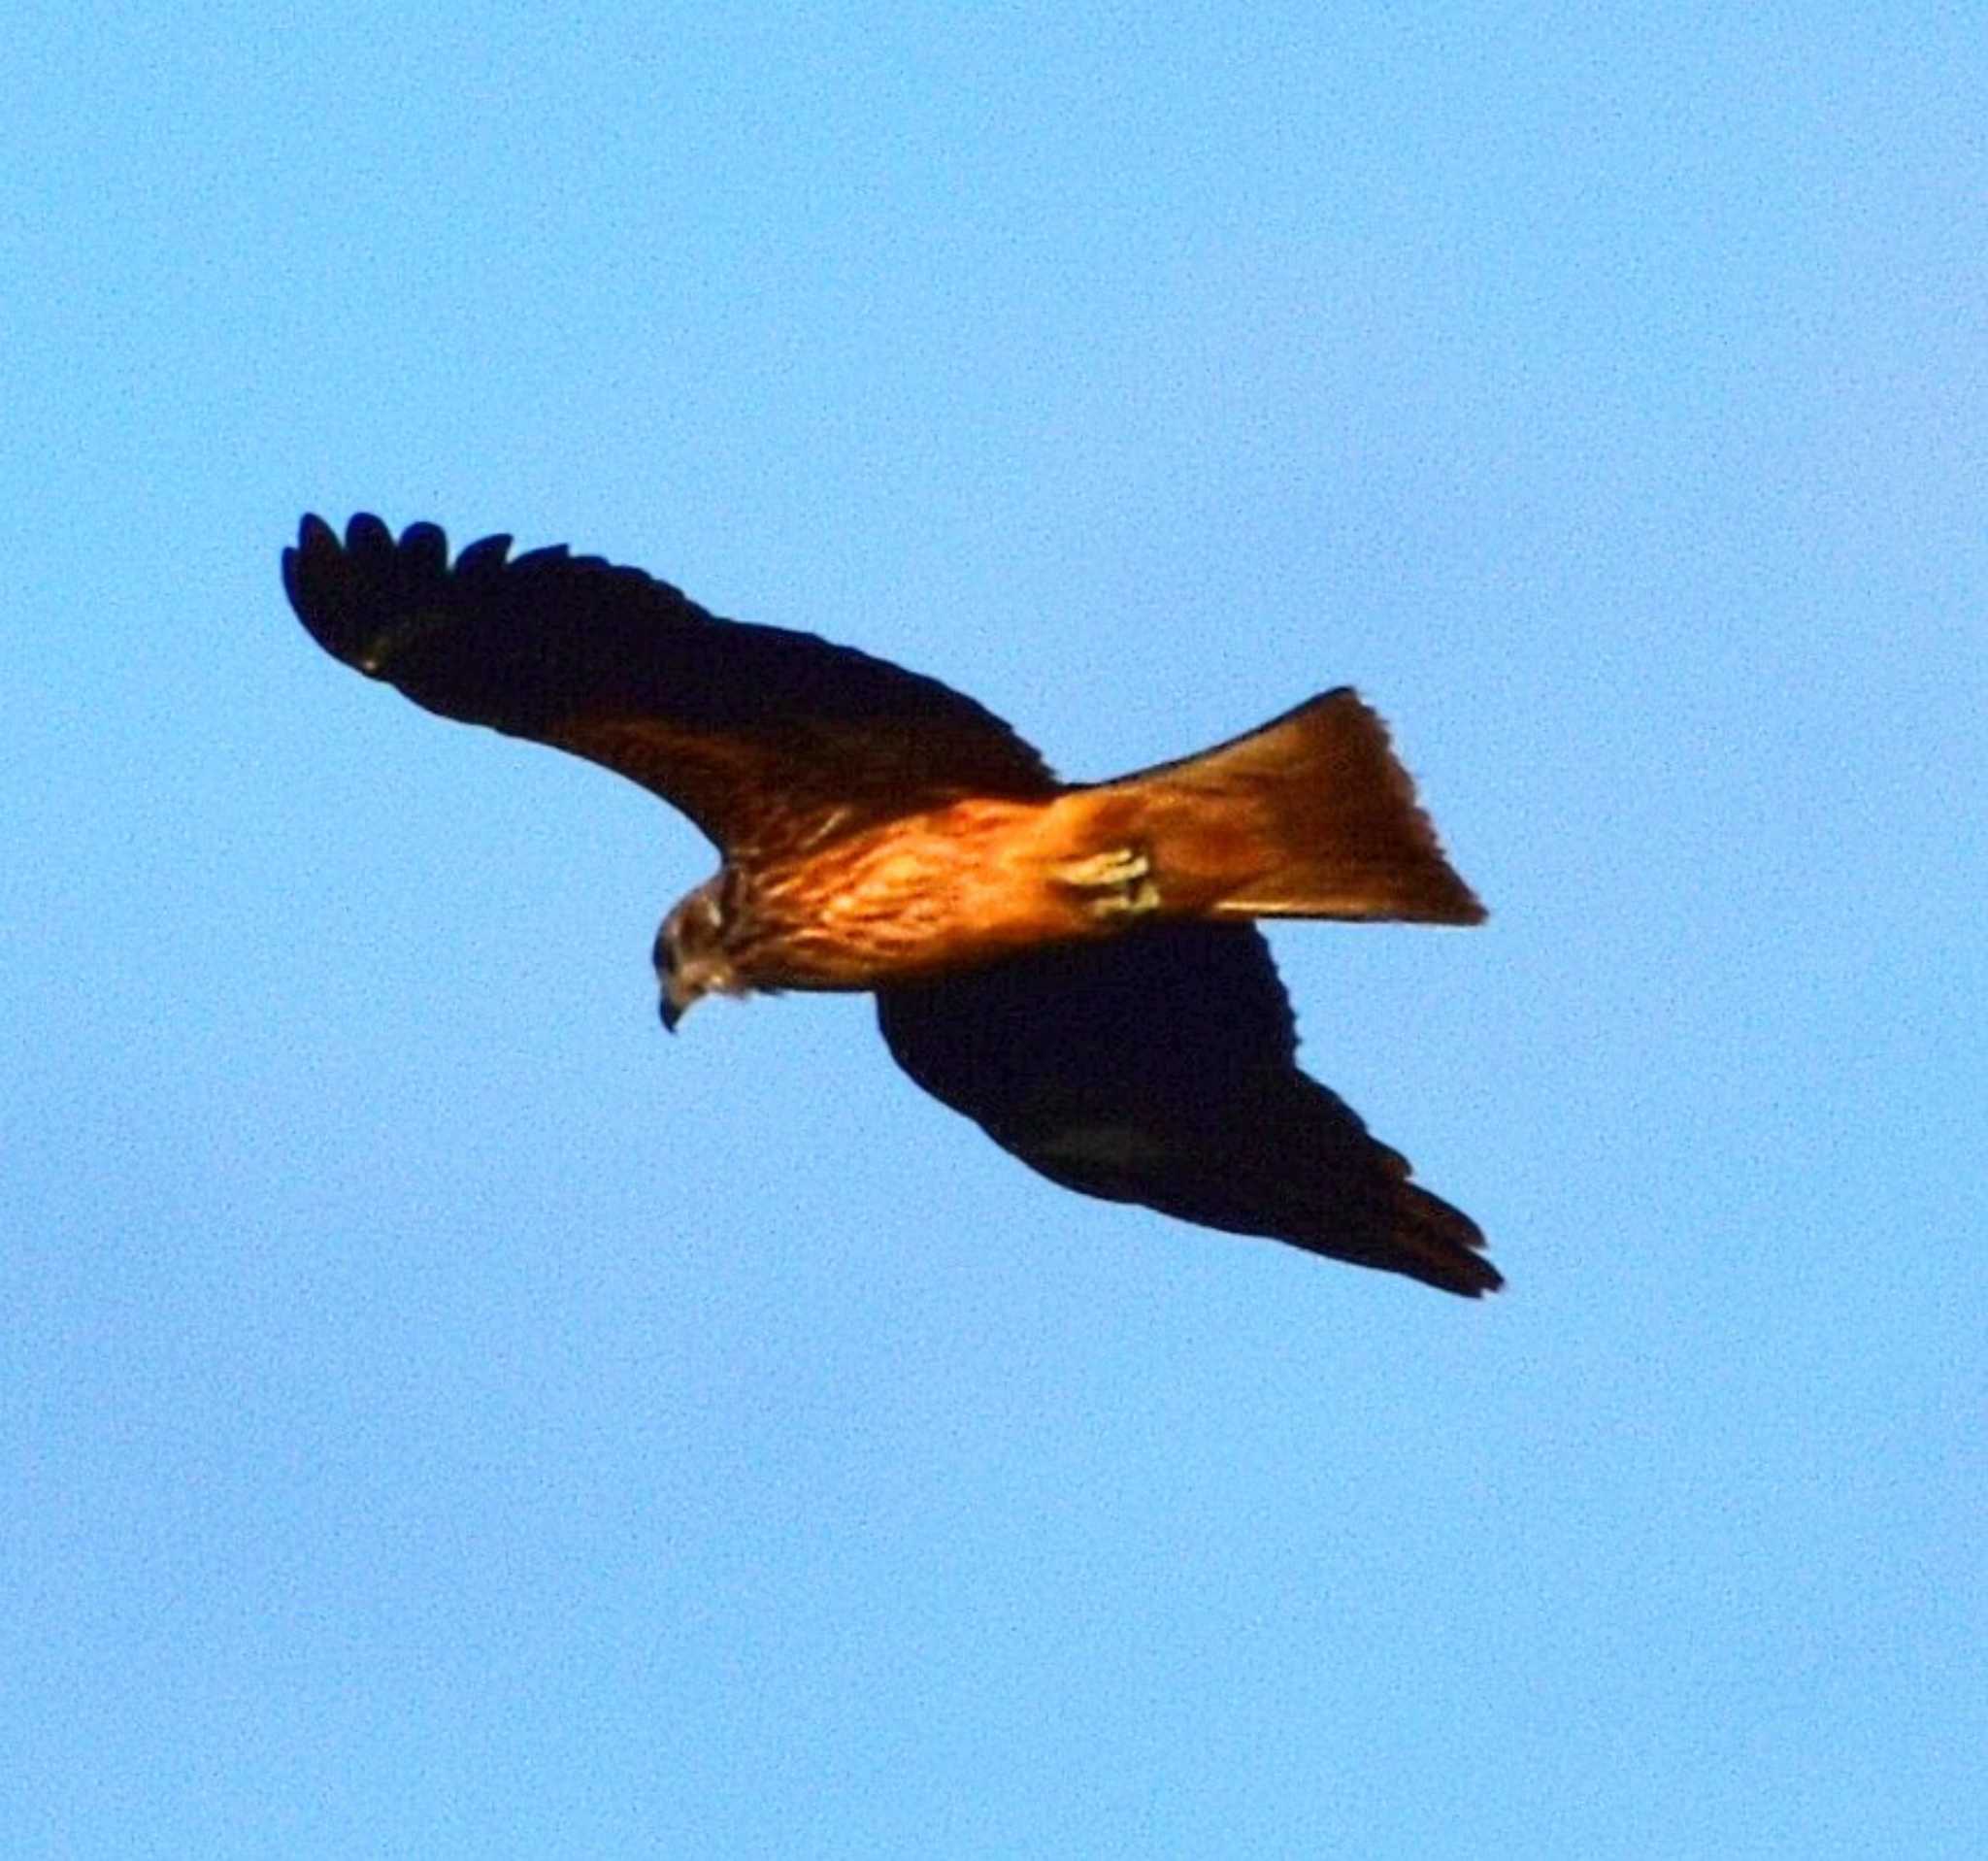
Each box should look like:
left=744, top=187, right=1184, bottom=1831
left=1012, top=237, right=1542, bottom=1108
left=659, top=974, right=700, bottom=1034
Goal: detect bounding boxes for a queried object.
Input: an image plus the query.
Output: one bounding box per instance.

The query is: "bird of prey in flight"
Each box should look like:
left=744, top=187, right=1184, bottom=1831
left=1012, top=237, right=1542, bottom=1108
left=284, top=515, right=1498, bottom=1295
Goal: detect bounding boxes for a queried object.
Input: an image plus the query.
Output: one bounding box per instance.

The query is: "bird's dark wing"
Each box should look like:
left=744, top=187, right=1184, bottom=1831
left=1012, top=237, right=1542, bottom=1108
left=876, top=921, right=1499, bottom=1296
left=282, top=515, right=1056, bottom=857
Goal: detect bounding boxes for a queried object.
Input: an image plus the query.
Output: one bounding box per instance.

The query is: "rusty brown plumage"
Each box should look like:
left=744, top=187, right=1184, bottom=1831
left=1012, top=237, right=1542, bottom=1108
left=284, top=514, right=1497, bottom=1296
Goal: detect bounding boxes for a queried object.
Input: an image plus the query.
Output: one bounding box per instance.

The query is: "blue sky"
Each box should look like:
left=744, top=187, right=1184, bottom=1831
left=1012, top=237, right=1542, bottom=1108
left=6, top=4, right=1983, bottom=1853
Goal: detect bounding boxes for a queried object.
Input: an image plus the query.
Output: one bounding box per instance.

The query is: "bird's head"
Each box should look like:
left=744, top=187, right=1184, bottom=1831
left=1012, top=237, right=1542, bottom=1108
left=653, top=876, right=746, bottom=1032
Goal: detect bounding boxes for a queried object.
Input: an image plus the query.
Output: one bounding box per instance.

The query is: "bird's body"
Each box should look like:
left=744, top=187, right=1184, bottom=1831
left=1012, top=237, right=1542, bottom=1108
left=284, top=514, right=1500, bottom=1296
left=712, top=795, right=1092, bottom=989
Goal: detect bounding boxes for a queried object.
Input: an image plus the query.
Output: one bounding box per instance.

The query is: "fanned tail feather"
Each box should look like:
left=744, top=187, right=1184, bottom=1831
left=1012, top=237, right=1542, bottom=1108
left=1111, top=689, right=1484, bottom=925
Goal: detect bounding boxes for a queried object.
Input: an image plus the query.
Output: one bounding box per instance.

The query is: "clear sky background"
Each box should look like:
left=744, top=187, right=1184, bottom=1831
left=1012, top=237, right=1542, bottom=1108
left=6, top=4, right=1983, bottom=1854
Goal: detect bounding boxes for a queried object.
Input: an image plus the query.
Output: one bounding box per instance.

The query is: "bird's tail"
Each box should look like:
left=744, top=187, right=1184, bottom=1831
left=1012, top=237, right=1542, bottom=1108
left=1095, top=689, right=1484, bottom=925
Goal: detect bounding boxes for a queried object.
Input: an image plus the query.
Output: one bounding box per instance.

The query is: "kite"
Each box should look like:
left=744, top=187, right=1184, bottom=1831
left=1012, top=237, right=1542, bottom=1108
left=284, top=515, right=1498, bottom=1295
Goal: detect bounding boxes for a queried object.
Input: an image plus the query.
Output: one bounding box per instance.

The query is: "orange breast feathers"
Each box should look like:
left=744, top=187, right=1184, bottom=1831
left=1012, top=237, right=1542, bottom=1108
left=736, top=795, right=1150, bottom=989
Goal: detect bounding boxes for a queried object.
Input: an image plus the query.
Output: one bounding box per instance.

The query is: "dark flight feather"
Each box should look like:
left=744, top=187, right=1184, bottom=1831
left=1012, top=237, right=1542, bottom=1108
left=877, top=922, right=1500, bottom=1296
left=283, top=513, right=1054, bottom=856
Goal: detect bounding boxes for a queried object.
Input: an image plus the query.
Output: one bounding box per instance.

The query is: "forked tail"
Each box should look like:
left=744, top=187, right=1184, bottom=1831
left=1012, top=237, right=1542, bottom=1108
left=1101, top=688, right=1485, bottom=925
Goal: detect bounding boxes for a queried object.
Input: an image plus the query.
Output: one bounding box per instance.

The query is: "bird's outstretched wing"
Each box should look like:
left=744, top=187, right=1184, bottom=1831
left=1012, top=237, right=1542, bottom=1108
left=876, top=921, right=1499, bottom=1296
left=282, top=515, right=1056, bottom=856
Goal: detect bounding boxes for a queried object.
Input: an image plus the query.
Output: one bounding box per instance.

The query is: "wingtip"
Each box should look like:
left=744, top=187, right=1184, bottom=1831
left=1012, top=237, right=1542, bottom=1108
left=1399, top=1236, right=1503, bottom=1298
left=1445, top=885, right=1490, bottom=929
left=345, top=511, right=393, bottom=556
left=1403, top=1189, right=1503, bottom=1297
left=454, top=530, right=514, bottom=575
left=284, top=511, right=460, bottom=675
left=1449, top=1256, right=1506, bottom=1299
left=398, top=519, right=448, bottom=580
